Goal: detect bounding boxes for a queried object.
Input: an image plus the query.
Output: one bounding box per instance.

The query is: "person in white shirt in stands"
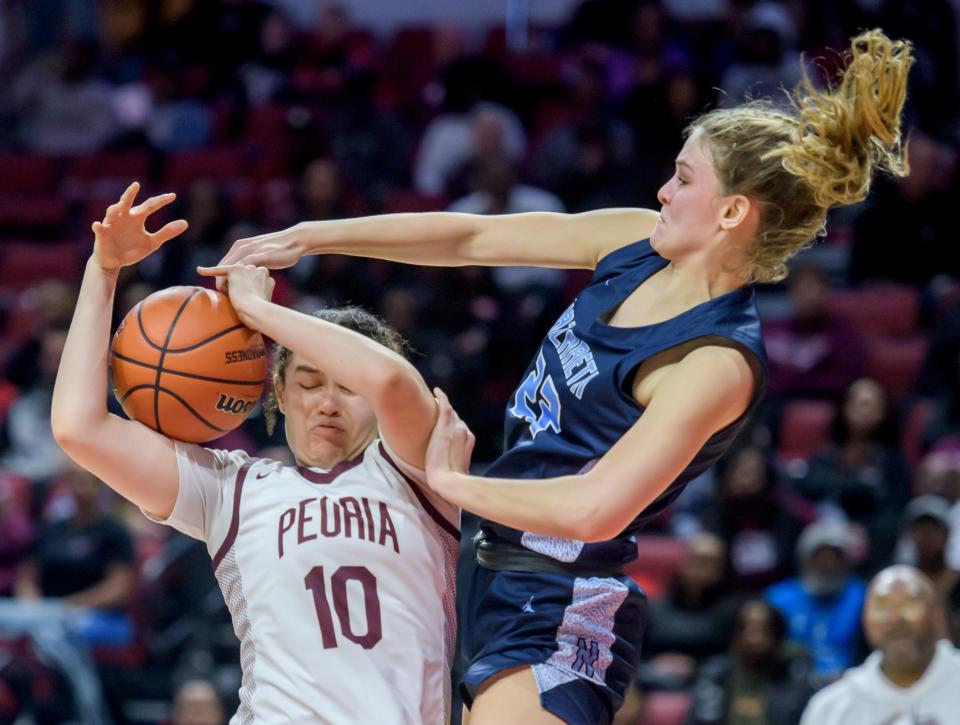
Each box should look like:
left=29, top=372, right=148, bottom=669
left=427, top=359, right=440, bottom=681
left=50, top=183, right=461, bottom=724
left=800, top=565, right=960, bottom=725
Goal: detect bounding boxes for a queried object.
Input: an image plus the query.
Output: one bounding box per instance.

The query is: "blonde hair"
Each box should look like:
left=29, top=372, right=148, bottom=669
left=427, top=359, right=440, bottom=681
left=691, top=29, right=914, bottom=282
left=264, top=306, right=410, bottom=436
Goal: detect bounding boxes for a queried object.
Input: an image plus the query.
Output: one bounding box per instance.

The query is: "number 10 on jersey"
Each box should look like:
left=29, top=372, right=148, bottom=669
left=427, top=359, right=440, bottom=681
left=304, top=565, right=383, bottom=649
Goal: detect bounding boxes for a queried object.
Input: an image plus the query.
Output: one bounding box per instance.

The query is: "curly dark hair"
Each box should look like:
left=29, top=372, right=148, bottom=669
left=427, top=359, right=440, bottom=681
left=263, top=306, right=410, bottom=436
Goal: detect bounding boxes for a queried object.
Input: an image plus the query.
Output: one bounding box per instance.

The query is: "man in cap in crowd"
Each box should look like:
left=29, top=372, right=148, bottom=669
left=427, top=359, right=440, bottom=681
left=766, top=519, right=867, bottom=679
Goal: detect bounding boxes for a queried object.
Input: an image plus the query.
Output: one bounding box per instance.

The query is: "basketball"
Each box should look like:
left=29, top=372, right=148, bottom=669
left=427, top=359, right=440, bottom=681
left=110, top=286, right=266, bottom=443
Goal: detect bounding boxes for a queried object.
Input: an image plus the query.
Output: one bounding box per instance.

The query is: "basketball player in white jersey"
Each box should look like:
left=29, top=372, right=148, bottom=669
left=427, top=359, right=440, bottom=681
left=51, top=183, right=464, bottom=723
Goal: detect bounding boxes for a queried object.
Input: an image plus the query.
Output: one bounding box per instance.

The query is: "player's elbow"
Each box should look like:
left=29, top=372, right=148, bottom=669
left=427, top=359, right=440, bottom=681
left=51, top=413, right=83, bottom=450
left=369, top=360, right=427, bottom=408
left=564, top=498, right=624, bottom=544
left=51, top=412, right=102, bottom=456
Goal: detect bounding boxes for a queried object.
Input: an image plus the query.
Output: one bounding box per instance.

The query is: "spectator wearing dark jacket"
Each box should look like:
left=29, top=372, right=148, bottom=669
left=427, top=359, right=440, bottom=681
left=688, top=599, right=817, bottom=725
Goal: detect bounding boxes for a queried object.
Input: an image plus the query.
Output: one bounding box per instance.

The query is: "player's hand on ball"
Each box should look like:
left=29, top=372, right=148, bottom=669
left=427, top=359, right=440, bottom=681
left=92, top=182, right=188, bottom=272
left=197, top=264, right=275, bottom=325
left=200, top=224, right=306, bottom=291
left=425, top=388, right=476, bottom=492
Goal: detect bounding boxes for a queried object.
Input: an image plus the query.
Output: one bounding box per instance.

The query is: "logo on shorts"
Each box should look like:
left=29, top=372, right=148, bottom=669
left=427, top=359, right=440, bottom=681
left=573, top=638, right=600, bottom=678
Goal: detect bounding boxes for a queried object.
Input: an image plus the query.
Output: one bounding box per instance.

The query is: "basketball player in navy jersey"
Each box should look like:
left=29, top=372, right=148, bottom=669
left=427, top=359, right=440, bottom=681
left=211, top=31, right=912, bottom=725
left=51, top=184, right=463, bottom=723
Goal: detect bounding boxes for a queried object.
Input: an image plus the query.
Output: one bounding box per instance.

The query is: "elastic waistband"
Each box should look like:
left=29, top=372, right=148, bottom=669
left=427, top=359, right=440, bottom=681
left=473, top=530, right=625, bottom=578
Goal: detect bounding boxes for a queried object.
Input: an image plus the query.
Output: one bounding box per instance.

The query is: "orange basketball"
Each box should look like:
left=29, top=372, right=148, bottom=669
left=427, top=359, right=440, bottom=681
left=110, top=286, right=266, bottom=443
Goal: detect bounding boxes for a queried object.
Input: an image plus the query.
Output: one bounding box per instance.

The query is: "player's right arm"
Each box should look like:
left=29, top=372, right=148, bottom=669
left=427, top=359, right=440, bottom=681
left=51, top=183, right=188, bottom=519
left=211, top=207, right=660, bottom=273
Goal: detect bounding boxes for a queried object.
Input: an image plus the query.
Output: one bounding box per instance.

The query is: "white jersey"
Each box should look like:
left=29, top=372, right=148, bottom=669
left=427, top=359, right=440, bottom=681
left=800, top=639, right=960, bottom=725
left=145, top=439, right=459, bottom=725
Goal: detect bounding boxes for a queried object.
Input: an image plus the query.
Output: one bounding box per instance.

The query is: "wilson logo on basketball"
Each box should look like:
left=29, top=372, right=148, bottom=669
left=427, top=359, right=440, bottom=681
left=225, top=348, right=265, bottom=364
left=216, top=394, right=257, bottom=416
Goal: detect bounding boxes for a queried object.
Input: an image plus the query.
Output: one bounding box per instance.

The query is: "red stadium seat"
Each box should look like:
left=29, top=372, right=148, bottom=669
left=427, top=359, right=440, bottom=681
left=0, top=196, right=69, bottom=230
left=643, top=691, right=692, bottom=725
left=384, top=26, right=437, bottom=96
left=625, top=536, right=686, bottom=598
left=832, top=284, right=920, bottom=337
left=863, top=334, right=928, bottom=401
left=0, top=154, right=57, bottom=194
left=163, top=147, right=247, bottom=188
left=64, top=150, right=151, bottom=182
left=381, top=189, right=449, bottom=213
left=0, top=241, right=81, bottom=290
left=245, top=104, right=293, bottom=141
left=778, top=399, right=834, bottom=461
left=902, top=398, right=936, bottom=467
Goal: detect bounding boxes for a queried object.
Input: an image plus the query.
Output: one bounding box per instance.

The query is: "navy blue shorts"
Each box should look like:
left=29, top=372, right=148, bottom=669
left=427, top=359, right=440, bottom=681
left=458, top=559, right=647, bottom=725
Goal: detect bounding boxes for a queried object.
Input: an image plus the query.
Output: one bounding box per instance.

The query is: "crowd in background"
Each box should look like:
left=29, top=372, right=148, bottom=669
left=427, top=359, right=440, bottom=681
left=0, top=0, right=959, bottom=722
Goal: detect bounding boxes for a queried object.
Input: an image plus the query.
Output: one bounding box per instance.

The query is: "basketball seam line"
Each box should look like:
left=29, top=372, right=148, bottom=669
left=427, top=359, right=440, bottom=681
left=155, top=289, right=202, bottom=436
left=120, top=385, right=228, bottom=433
left=164, top=324, right=246, bottom=353
left=136, top=304, right=163, bottom=351
left=136, top=305, right=245, bottom=354
left=157, top=388, right=228, bottom=432
left=111, top=351, right=264, bottom=386
left=120, top=384, right=153, bottom=404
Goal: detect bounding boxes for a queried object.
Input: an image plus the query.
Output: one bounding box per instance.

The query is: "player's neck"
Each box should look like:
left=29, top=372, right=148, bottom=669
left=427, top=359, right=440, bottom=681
left=655, top=260, right=746, bottom=306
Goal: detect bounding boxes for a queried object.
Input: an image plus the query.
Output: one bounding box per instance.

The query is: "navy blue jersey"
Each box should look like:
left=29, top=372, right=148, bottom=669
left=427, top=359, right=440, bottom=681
left=481, top=238, right=768, bottom=570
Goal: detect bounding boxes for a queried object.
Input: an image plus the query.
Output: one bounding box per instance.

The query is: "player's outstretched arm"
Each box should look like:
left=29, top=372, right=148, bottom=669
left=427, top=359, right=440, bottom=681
left=200, top=264, right=439, bottom=470
left=208, top=208, right=660, bottom=275
left=425, top=346, right=754, bottom=542
left=51, top=183, right=188, bottom=518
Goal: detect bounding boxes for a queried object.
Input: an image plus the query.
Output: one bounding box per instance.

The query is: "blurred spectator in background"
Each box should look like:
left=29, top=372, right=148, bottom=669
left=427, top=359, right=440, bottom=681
left=917, top=293, right=960, bottom=402
left=414, top=56, right=524, bottom=196
left=800, top=566, right=960, bottom=724
left=849, top=133, right=959, bottom=286
left=1, top=326, right=70, bottom=501
left=11, top=39, right=119, bottom=154
left=794, top=378, right=910, bottom=571
left=719, top=2, right=803, bottom=106
left=4, top=280, right=78, bottom=390
left=14, top=465, right=134, bottom=647
left=641, top=534, right=739, bottom=688
left=449, top=152, right=566, bottom=297
left=0, top=473, right=33, bottom=598
left=766, top=520, right=867, bottom=680
left=919, top=300, right=960, bottom=448
left=528, top=51, right=641, bottom=210
left=145, top=62, right=213, bottom=152
left=170, top=678, right=225, bottom=725
left=911, top=452, right=960, bottom=572
left=329, top=69, right=411, bottom=206
left=449, top=152, right=565, bottom=218
left=688, top=599, right=816, bottom=725
left=298, top=157, right=350, bottom=221
left=701, top=446, right=805, bottom=591
left=764, top=263, right=865, bottom=402
left=895, top=496, right=958, bottom=606
left=236, top=9, right=298, bottom=105
left=138, top=180, right=230, bottom=289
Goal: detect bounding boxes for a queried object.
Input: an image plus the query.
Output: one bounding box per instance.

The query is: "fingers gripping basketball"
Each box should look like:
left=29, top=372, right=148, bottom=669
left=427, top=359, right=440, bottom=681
left=110, top=286, right=266, bottom=442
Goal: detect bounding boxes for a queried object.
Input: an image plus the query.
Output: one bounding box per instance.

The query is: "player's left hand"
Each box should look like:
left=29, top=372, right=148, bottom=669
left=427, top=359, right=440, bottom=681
left=198, top=264, right=275, bottom=325
left=425, top=388, right=475, bottom=491
left=92, top=182, right=188, bottom=272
